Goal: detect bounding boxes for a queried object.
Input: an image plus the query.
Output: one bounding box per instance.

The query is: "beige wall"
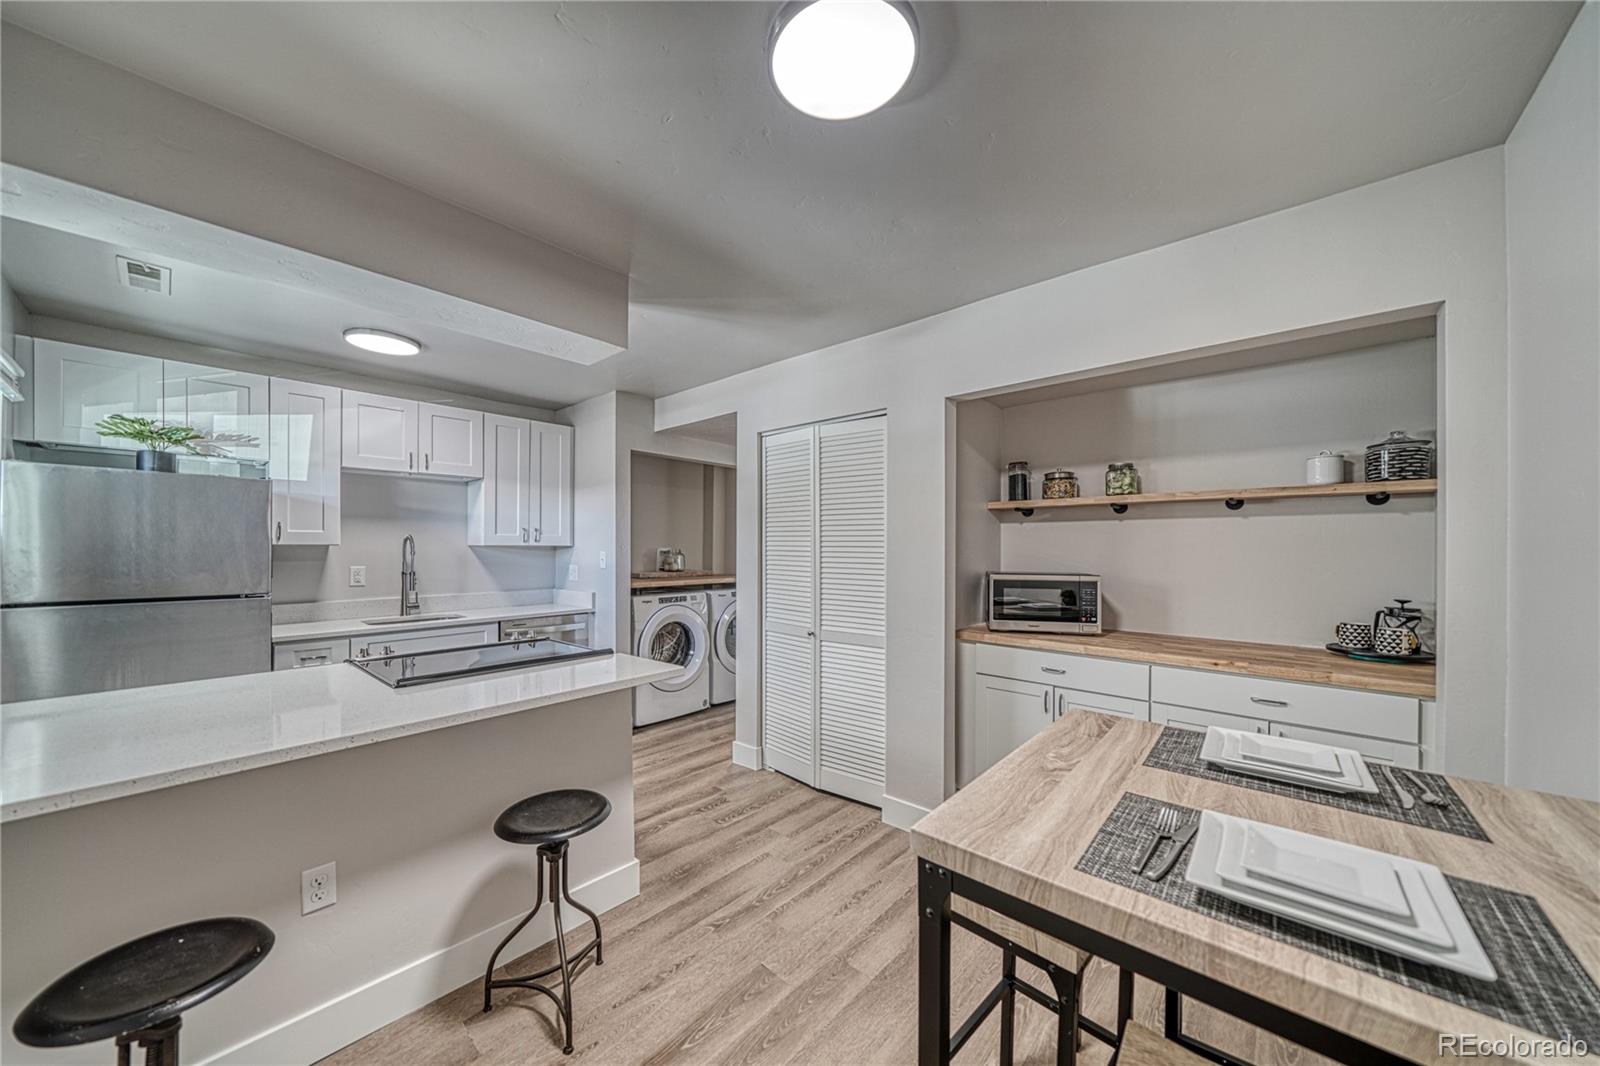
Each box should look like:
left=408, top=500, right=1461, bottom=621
left=630, top=452, right=712, bottom=573
left=0, top=692, right=638, bottom=1066
left=995, top=340, right=1438, bottom=646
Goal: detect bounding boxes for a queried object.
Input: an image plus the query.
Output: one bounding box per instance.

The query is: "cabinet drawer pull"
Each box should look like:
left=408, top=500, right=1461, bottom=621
left=1040, top=666, right=1066, bottom=675
left=534, top=526, right=542, bottom=543
left=1249, top=696, right=1289, bottom=707
left=424, top=453, right=430, bottom=471
left=408, top=451, right=414, bottom=470
left=274, top=521, right=282, bottom=542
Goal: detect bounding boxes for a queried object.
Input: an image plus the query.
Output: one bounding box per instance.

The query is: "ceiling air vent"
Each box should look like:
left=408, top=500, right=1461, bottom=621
left=116, top=255, right=172, bottom=295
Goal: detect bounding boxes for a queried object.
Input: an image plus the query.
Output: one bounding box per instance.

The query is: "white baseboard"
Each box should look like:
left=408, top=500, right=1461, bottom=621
left=203, top=859, right=641, bottom=1066
left=880, top=792, right=934, bottom=830
left=730, top=740, right=763, bottom=770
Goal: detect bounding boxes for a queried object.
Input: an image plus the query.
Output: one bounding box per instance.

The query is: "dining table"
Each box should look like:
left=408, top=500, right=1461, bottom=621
left=910, top=711, right=1600, bottom=1065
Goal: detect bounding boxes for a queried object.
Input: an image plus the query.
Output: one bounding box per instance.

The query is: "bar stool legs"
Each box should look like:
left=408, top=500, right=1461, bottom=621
left=482, top=841, right=603, bottom=1055
left=114, top=1019, right=180, bottom=1066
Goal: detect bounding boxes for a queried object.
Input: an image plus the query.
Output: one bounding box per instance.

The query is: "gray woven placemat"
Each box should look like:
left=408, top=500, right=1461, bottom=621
left=1075, top=792, right=1600, bottom=1046
left=1143, top=726, right=1489, bottom=841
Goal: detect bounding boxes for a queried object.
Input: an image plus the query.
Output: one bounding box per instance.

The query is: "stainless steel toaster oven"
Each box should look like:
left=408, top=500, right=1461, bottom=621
left=986, top=573, right=1102, bottom=634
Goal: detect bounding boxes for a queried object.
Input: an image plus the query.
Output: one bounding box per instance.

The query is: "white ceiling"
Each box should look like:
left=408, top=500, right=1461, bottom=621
left=0, top=2, right=1578, bottom=408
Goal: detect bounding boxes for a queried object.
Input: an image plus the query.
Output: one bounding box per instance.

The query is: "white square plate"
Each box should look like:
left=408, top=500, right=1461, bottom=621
left=1239, top=821, right=1411, bottom=918
left=1187, top=812, right=1495, bottom=981
left=1200, top=728, right=1378, bottom=795
left=1220, top=823, right=1458, bottom=950
left=1236, top=732, right=1342, bottom=774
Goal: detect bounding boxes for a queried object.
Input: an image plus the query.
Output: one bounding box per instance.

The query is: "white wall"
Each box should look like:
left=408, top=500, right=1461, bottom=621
left=657, top=149, right=1511, bottom=814
left=630, top=453, right=714, bottom=573
left=1, top=691, right=638, bottom=1066
left=273, top=475, right=559, bottom=604
left=1504, top=3, right=1600, bottom=801
left=995, top=341, right=1438, bottom=646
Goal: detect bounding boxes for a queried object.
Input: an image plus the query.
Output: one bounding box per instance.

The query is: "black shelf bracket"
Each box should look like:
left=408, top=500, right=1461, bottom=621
left=1365, top=492, right=1392, bottom=506
left=1018, top=507, right=1034, bottom=518
left=1224, top=498, right=1245, bottom=511
left=1109, top=503, right=1129, bottom=515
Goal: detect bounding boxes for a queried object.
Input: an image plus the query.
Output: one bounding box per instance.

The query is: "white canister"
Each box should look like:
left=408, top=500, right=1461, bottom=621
left=1305, top=450, right=1346, bottom=485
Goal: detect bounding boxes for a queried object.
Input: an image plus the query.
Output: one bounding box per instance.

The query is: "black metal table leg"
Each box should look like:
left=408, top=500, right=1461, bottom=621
left=918, top=860, right=952, bottom=1066
left=999, top=949, right=1016, bottom=1066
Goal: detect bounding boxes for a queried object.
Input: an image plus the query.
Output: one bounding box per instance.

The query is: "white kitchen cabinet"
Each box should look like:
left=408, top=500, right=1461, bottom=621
left=351, top=623, right=497, bottom=660
left=467, top=416, right=575, bottom=547
left=162, top=362, right=270, bottom=465
left=1270, top=723, right=1421, bottom=769
left=418, top=402, right=483, bottom=479
left=27, top=338, right=163, bottom=448
left=1056, top=688, right=1150, bottom=721
left=1151, top=702, right=1269, bottom=735
left=1150, top=666, right=1418, bottom=743
left=273, top=638, right=351, bottom=670
left=342, top=390, right=418, bottom=474
left=270, top=378, right=342, bottom=546
left=533, top=421, right=574, bottom=545
left=468, top=414, right=533, bottom=545
left=976, top=676, right=1055, bottom=773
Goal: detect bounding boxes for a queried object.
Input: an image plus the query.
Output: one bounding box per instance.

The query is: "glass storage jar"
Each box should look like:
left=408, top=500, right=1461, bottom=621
left=1104, top=462, right=1141, bottom=496
left=1042, top=469, right=1079, bottom=499
left=1005, top=461, right=1032, bottom=501
left=1364, top=430, right=1433, bottom=481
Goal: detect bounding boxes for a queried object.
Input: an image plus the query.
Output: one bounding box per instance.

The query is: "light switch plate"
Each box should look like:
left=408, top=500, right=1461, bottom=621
left=349, top=566, right=367, bottom=588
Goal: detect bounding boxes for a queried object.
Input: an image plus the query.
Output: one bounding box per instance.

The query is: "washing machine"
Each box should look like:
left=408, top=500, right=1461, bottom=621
left=631, top=590, right=712, bottom=726
left=709, top=587, right=737, bottom=705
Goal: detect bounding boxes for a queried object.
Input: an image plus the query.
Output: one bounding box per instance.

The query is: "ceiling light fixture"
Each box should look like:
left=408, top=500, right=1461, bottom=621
left=769, top=0, right=918, bottom=121
left=343, top=328, right=422, bottom=357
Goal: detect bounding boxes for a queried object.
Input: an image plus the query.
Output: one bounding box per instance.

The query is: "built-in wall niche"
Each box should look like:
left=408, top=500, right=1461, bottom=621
left=956, top=335, right=1439, bottom=647
left=629, top=452, right=736, bottom=574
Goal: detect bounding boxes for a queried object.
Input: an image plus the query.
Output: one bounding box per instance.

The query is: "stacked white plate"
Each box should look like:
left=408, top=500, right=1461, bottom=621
left=1200, top=727, right=1378, bottom=795
left=1186, top=810, right=1496, bottom=980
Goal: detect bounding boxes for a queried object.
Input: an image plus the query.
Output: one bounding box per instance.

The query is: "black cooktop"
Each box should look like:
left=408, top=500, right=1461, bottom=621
left=349, top=639, right=613, bottom=688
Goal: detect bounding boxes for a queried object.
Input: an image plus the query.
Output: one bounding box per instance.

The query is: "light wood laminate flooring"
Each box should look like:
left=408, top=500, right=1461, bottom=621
left=323, top=706, right=1325, bottom=1065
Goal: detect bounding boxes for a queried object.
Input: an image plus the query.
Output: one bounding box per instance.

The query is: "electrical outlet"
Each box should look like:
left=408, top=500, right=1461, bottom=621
left=567, top=563, right=579, bottom=582
left=349, top=566, right=366, bottom=588
left=302, top=862, right=337, bottom=915
left=599, top=551, right=607, bottom=570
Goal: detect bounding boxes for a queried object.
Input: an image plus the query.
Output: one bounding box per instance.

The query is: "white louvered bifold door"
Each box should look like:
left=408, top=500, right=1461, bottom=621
left=815, top=416, right=888, bottom=806
left=761, top=425, right=820, bottom=787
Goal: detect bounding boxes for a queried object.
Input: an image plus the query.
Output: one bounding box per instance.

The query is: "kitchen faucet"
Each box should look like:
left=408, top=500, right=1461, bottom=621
left=401, top=534, right=420, bottom=616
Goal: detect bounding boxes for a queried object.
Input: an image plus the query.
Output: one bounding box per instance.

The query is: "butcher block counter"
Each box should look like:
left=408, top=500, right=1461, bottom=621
left=956, top=625, right=1435, bottom=700
left=631, top=571, right=736, bottom=590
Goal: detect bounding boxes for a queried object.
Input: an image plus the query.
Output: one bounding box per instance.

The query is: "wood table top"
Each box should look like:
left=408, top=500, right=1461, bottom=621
left=911, top=713, right=1600, bottom=1064
left=630, top=572, right=737, bottom=590
left=957, top=625, right=1437, bottom=699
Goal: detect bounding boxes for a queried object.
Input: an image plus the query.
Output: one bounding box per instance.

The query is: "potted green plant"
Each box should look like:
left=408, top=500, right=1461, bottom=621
left=93, top=415, right=208, bottom=472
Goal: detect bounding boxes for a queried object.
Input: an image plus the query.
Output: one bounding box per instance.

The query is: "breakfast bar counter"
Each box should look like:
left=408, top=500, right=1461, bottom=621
left=911, top=712, right=1600, bottom=1064
left=956, top=625, right=1437, bottom=699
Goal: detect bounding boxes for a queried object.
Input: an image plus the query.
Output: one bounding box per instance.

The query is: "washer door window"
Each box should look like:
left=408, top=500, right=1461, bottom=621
left=714, top=601, right=737, bottom=672
left=636, top=604, right=708, bottom=691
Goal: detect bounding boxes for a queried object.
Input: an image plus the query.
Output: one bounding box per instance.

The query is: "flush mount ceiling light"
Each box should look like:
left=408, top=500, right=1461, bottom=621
left=769, top=0, right=918, bottom=121
left=343, top=328, right=422, bottom=357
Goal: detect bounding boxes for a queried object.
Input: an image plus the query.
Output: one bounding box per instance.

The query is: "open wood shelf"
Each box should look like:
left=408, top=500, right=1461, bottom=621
left=987, top=479, right=1437, bottom=516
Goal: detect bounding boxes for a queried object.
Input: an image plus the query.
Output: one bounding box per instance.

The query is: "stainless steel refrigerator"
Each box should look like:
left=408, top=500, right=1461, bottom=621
left=1, top=461, right=272, bottom=702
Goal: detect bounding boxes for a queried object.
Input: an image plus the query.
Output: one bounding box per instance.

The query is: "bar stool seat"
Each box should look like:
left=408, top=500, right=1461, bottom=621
left=483, top=788, right=611, bottom=1055
left=12, top=917, right=273, bottom=1066
left=494, top=788, right=611, bottom=845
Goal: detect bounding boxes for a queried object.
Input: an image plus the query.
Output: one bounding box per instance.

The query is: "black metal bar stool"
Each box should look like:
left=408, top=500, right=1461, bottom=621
left=949, top=897, right=1129, bottom=1065
left=11, top=917, right=274, bottom=1066
left=482, top=788, right=611, bottom=1055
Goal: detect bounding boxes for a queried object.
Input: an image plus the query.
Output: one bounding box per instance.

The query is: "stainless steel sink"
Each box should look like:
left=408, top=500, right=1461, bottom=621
left=361, top=612, right=466, bottom=625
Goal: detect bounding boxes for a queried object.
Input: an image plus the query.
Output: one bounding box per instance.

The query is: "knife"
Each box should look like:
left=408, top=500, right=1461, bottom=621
left=1143, top=818, right=1199, bottom=882
left=1381, top=764, right=1416, bottom=811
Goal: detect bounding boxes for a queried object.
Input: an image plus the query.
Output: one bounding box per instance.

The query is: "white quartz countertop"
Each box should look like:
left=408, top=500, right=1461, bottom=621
left=271, top=602, right=595, bottom=643
left=0, top=653, right=676, bottom=823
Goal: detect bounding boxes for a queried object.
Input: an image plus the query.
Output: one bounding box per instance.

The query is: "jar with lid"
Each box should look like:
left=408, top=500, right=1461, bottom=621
left=1005, top=461, right=1032, bottom=501
left=1105, top=462, right=1141, bottom=496
left=1042, top=469, right=1079, bottom=499
left=1364, top=430, right=1433, bottom=481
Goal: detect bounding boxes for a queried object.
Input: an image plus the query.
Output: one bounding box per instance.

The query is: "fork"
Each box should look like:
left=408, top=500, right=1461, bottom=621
left=1135, top=806, right=1178, bottom=874
left=1401, top=768, right=1448, bottom=808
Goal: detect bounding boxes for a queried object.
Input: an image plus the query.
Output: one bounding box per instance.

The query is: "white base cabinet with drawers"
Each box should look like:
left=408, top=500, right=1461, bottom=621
left=966, top=641, right=1427, bottom=779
